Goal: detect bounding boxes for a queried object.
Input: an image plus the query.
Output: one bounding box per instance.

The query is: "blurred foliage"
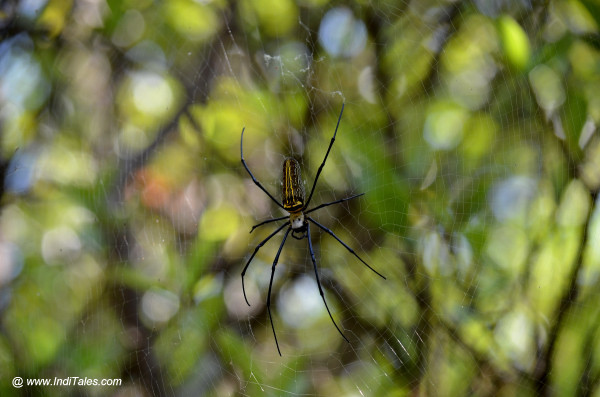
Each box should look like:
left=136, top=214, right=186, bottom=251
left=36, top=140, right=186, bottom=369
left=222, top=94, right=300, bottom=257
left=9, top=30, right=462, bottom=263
left=0, top=0, right=600, bottom=396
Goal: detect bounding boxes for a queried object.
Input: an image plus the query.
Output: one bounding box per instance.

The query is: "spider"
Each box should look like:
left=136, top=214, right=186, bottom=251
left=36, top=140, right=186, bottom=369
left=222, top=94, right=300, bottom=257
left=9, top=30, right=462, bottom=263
left=240, top=103, right=386, bottom=356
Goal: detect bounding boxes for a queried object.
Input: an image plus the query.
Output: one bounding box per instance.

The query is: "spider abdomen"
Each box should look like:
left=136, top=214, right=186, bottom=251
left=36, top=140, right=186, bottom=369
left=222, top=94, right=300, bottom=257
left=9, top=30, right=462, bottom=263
left=282, top=158, right=304, bottom=212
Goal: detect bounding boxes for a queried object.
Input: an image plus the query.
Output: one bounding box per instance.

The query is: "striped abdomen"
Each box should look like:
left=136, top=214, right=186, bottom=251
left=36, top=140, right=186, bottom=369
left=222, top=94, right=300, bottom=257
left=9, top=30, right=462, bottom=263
left=282, top=158, right=304, bottom=212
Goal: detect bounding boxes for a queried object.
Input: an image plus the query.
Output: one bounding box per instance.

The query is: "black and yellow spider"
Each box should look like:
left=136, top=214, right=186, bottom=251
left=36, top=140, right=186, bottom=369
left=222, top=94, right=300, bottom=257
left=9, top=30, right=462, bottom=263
left=240, top=104, right=386, bottom=355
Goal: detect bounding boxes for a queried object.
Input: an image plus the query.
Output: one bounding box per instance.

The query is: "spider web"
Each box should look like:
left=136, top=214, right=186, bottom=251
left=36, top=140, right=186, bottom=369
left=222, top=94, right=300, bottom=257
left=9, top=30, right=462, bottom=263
left=1, top=0, right=600, bottom=396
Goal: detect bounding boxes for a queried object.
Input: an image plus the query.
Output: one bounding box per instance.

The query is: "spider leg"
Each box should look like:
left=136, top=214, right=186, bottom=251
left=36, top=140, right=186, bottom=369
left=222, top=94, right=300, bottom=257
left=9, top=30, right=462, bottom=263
left=305, top=193, right=364, bottom=215
left=241, top=222, right=288, bottom=306
left=306, top=222, right=350, bottom=344
left=267, top=227, right=291, bottom=356
left=303, top=103, right=344, bottom=209
left=307, top=216, right=386, bottom=280
left=241, top=127, right=285, bottom=210
left=250, top=215, right=288, bottom=233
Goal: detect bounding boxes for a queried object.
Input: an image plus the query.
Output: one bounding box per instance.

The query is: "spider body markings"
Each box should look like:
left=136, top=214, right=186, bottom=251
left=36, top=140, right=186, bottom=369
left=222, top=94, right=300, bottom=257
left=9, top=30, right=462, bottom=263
left=282, top=158, right=307, bottom=239
left=240, top=104, right=386, bottom=356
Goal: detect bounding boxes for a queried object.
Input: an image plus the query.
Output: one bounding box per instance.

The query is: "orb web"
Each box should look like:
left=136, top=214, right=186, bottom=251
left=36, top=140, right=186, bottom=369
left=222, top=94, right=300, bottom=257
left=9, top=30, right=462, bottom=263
left=0, top=1, right=599, bottom=396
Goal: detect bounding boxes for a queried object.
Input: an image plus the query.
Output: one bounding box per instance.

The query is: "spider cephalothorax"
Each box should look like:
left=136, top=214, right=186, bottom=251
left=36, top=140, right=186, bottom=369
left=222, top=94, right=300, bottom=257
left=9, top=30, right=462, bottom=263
left=288, top=211, right=306, bottom=239
left=240, top=103, right=386, bottom=356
